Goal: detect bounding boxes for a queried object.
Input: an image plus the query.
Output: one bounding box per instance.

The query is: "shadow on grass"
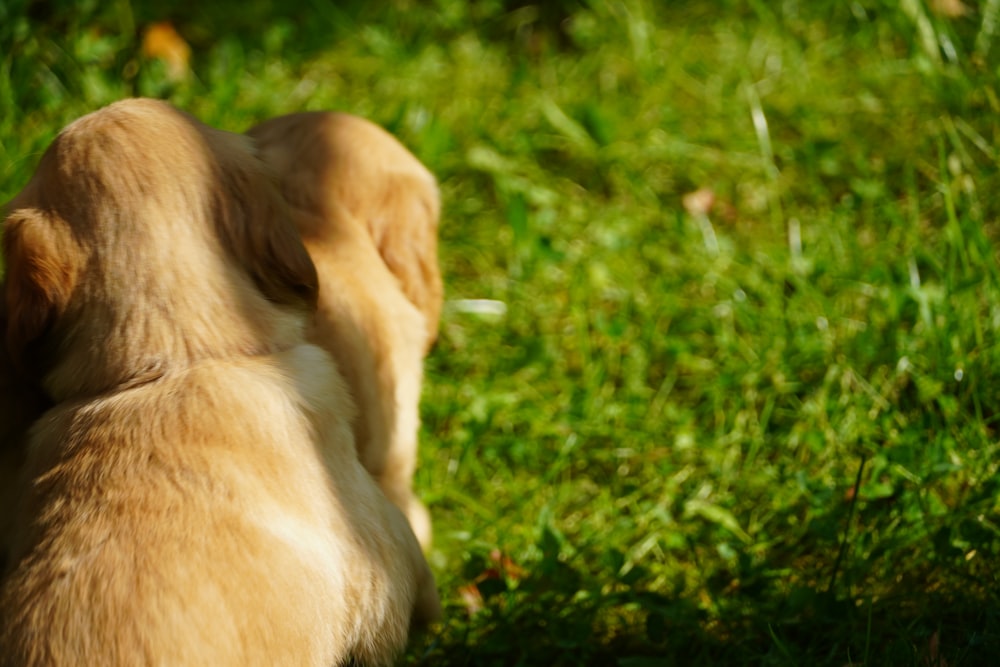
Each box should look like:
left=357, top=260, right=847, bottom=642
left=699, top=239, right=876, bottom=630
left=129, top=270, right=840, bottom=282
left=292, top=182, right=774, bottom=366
left=409, top=581, right=999, bottom=666
left=405, top=527, right=999, bottom=666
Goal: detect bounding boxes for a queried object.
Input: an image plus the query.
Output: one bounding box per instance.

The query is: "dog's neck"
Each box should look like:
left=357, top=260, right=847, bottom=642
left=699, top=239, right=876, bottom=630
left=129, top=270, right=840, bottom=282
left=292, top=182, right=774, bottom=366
left=41, top=260, right=308, bottom=403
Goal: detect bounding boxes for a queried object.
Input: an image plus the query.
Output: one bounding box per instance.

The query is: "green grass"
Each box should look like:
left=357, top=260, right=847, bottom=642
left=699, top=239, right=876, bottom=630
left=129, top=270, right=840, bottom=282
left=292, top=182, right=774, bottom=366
left=3, top=0, right=1000, bottom=664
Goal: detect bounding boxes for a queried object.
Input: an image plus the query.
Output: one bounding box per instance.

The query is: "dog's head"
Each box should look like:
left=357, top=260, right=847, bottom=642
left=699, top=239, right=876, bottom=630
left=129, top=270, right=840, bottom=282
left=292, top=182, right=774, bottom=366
left=2, top=99, right=318, bottom=399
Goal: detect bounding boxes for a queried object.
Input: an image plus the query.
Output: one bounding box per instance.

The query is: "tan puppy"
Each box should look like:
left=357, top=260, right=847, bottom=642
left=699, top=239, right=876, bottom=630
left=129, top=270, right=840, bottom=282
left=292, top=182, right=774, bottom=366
left=0, top=98, right=439, bottom=666
left=247, top=113, right=443, bottom=548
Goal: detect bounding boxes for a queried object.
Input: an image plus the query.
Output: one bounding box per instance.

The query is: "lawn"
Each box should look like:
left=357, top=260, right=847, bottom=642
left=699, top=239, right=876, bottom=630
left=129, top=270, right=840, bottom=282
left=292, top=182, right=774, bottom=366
left=2, top=0, right=1000, bottom=664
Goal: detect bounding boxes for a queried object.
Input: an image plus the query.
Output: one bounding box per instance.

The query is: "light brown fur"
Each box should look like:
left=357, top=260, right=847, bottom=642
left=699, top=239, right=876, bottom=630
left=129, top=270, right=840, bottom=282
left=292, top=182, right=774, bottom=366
left=0, top=98, right=439, bottom=667
left=247, top=113, right=443, bottom=548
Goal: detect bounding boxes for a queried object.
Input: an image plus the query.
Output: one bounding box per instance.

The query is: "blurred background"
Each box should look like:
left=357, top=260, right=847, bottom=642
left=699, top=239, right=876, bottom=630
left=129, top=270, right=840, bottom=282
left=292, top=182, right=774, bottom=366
left=2, top=1, right=1000, bottom=664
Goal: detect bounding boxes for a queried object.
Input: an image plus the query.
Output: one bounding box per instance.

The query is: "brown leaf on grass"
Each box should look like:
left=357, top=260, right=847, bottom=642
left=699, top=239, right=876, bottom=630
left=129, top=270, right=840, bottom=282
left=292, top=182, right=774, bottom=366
left=458, top=583, right=485, bottom=615
left=457, top=550, right=526, bottom=616
left=930, top=0, right=967, bottom=18
left=682, top=187, right=715, bottom=217
left=487, top=549, right=527, bottom=580
left=142, top=22, right=191, bottom=80
left=922, top=630, right=950, bottom=667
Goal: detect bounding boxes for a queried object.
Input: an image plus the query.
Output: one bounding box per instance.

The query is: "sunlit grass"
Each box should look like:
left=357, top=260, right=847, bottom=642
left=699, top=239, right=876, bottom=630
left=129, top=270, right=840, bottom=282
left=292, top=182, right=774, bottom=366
left=3, top=1, right=999, bottom=664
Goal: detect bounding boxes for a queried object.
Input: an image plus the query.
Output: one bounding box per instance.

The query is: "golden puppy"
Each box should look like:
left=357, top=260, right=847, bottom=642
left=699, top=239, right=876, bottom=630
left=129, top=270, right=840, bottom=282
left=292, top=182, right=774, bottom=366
left=0, top=98, right=439, bottom=666
left=247, top=113, right=443, bottom=548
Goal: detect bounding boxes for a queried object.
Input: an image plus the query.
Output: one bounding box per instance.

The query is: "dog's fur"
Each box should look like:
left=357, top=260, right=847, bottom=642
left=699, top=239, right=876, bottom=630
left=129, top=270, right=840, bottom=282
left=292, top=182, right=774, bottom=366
left=247, top=113, right=443, bottom=548
left=0, top=98, right=439, bottom=666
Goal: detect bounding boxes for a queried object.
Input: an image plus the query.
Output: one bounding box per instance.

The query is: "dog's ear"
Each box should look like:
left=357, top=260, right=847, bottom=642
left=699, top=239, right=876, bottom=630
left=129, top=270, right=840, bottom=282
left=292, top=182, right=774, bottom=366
left=219, top=162, right=319, bottom=310
left=369, top=174, right=443, bottom=350
left=2, top=208, right=77, bottom=368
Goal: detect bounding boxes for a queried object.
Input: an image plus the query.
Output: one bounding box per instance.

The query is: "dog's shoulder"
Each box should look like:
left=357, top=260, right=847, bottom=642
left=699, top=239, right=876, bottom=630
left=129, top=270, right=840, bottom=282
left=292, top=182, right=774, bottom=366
left=19, top=346, right=346, bottom=481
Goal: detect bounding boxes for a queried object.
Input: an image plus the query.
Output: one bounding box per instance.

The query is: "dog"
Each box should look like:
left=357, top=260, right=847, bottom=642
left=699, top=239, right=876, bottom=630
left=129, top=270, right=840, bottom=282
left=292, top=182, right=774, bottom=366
left=247, top=112, right=443, bottom=549
left=0, top=98, right=439, bottom=666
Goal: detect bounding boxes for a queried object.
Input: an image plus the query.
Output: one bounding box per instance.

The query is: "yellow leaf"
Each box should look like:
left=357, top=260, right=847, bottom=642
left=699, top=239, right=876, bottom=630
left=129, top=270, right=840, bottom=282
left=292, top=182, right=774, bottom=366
left=142, top=22, right=191, bottom=80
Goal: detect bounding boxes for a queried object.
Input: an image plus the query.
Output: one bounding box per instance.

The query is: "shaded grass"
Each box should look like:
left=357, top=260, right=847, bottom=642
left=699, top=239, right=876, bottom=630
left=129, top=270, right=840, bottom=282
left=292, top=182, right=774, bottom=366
left=3, top=0, right=1000, bottom=664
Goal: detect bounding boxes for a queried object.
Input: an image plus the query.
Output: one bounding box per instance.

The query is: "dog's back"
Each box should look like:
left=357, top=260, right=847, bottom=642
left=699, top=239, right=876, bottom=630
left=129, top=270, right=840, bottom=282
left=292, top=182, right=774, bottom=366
left=3, top=349, right=330, bottom=665
left=1, top=345, right=435, bottom=667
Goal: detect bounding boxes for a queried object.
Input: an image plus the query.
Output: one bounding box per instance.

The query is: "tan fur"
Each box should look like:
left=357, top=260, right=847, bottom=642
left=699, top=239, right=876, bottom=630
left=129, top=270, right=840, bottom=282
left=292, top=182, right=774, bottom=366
left=247, top=113, right=443, bottom=548
left=0, top=98, right=439, bottom=667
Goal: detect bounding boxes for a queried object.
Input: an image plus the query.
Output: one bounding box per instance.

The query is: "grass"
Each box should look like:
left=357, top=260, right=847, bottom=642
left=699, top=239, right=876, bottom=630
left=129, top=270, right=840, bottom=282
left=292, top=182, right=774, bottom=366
left=3, top=0, right=1000, bottom=664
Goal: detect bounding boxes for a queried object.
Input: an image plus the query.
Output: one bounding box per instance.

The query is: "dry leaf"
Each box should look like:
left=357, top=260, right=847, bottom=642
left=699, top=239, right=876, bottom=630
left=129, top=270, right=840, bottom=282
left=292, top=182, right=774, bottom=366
left=457, top=550, right=525, bottom=616
left=683, top=188, right=715, bottom=217
left=488, top=549, right=526, bottom=580
left=457, top=583, right=484, bottom=615
left=931, top=0, right=967, bottom=18
left=922, top=630, right=950, bottom=667
left=142, top=22, right=191, bottom=80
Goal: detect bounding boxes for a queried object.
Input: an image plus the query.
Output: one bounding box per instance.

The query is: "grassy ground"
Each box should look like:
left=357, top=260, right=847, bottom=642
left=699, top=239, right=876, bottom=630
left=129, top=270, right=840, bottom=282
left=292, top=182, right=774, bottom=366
left=3, top=0, right=1000, bottom=664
